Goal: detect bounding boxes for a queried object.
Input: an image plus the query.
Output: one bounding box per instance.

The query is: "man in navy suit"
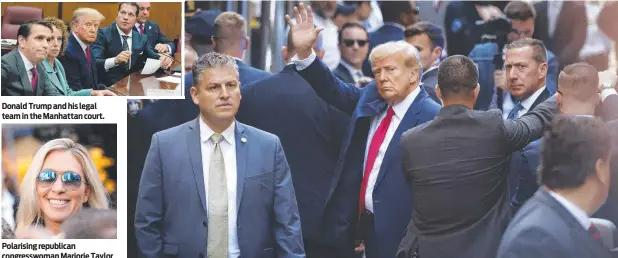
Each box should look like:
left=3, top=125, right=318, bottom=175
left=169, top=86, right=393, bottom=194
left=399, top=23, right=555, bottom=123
left=58, top=8, right=105, bottom=91
left=135, top=2, right=176, bottom=53
left=497, top=116, right=613, bottom=258
left=91, top=2, right=172, bottom=86
left=362, top=1, right=419, bottom=77
left=286, top=4, right=441, bottom=257
left=237, top=29, right=350, bottom=257
left=404, top=21, right=445, bottom=104
left=135, top=52, right=305, bottom=258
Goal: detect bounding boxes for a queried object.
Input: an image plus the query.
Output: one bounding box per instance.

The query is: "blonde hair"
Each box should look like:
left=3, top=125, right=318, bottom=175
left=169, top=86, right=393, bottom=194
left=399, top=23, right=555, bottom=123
left=70, top=8, right=105, bottom=30
left=15, top=138, right=109, bottom=234
left=369, top=41, right=422, bottom=74
left=43, top=17, right=69, bottom=57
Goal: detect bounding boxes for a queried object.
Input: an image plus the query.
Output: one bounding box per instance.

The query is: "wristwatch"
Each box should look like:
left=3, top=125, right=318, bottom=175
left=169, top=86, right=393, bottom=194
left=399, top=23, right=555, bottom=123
left=600, top=83, right=615, bottom=91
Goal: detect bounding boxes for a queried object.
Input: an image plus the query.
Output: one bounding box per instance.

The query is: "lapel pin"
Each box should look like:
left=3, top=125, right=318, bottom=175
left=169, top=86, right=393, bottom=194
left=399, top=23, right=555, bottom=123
left=241, top=137, right=247, bottom=143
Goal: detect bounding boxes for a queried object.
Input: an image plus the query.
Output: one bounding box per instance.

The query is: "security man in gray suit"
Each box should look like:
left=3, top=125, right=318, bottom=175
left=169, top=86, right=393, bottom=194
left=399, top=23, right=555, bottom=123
left=397, top=55, right=557, bottom=258
left=497, top=116, right=613, bottom=258
left=1, top=20, right=61, bottom=96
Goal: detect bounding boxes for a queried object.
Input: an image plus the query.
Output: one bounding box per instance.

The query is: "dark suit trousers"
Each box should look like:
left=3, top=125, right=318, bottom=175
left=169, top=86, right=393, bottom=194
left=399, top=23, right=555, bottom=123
left=305, top=239, right=355, bottom=258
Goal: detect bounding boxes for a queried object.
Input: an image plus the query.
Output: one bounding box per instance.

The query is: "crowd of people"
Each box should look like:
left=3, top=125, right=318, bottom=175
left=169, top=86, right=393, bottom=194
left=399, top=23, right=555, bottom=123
left=125, top=1, right=618, bottom=257
left=1, top=2, right=177, bottom=96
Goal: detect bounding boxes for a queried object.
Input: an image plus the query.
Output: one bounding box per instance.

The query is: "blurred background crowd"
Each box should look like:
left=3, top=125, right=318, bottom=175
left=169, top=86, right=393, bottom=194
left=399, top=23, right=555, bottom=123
left=1, top=124, right=117, bottom=232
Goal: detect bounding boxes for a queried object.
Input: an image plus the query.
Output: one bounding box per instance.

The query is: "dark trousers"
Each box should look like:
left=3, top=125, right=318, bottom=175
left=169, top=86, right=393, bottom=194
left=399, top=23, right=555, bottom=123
left=305, top=239, right=356, bottom=258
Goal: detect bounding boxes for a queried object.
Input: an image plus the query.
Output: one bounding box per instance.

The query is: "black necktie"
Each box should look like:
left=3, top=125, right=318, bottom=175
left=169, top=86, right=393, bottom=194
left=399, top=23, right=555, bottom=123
left=121, top=35, right=130, bottom=71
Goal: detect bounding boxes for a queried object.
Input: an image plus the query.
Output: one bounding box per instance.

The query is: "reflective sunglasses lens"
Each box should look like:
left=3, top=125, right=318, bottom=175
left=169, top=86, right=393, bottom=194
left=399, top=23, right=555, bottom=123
left=62, top=172, right=83, bottom=189
left=38, top=170, right=57, bottom=186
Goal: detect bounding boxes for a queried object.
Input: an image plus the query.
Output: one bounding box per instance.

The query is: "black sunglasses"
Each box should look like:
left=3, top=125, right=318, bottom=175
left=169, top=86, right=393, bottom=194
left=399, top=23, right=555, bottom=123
left=343, top=39, right=368, bottom=47
left=37, top=169, right=86, bottom=190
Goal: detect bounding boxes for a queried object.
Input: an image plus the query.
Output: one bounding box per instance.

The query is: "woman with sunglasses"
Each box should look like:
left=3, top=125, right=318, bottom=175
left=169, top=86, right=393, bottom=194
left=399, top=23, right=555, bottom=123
left=15, top=138, right=109, bottom=237
left=41, top=17, right=115, bottom=96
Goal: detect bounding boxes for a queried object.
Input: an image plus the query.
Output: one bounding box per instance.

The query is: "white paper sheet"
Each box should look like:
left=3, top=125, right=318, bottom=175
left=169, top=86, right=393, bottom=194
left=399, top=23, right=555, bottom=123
left=145, top=88, right=180, bottom=97
left=141, top=58, right=161, bottom=74
left=156, top=76, right=181, bottom=84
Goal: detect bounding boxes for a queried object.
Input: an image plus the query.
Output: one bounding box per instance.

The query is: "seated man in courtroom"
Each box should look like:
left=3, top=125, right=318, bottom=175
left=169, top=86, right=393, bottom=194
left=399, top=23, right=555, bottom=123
left=91, top=2, right=172, bottom=86
left=134, top=2, right=176, bottom=54
left=1, top=20, right=61, bottom=96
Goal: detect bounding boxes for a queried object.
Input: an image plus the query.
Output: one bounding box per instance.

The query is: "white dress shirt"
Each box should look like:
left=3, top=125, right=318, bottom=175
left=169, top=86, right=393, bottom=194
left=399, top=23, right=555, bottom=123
left=339, top=59, right=364, bottom=84
left=548, top=190, right=591, bottom=230
left=502, top=86, right=546, bottom=120
left=362, top=86, right=420, bottom=212
left=104, top=25, right=133, bottom=71
left=199, top=119, right=240, bottom=258
left=579, top=3, right=612, bottom=58
left=548, top=0, right=564, bottom=39
left=18, top=50, right=35, bottom=83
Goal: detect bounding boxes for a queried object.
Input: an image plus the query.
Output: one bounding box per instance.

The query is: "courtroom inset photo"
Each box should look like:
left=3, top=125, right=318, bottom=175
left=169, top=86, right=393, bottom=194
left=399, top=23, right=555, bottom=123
left=2, top=124, right=118, bottom=239
left=1, top=1, right=183, bottom=97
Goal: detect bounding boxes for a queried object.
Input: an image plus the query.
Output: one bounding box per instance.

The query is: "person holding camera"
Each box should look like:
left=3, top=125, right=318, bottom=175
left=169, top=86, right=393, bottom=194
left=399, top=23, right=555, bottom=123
left=468, top=1, right=558, bottom=111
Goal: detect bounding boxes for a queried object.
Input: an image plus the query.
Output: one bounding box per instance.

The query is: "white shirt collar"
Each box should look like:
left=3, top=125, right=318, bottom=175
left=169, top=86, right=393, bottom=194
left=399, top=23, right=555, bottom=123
left=18, top=50, right=35, bottom=71
left=199, top=118, right=235, bottom=145
left=135, top=22, right=145, bottom=30
left=392, top=85, right=421, bottom=120
left=72, top=32, right=88, bottom=51
left=520, top=86, right=547, bottom=112
left=116, top=24, right=133, bottom=38
left=548, top=190, right=591, bottom=230
left=382, top=22, right=406, bottom=31
left=340, top=59, right=363, bottom=77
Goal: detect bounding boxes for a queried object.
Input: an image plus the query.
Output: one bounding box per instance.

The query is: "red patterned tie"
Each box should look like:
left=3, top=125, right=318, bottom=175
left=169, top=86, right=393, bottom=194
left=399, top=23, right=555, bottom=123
left=589, top=223, right=602, bottom=241
left=85, top=46, right=92, bottom=69
left=358, top=107, right=395, bottom=217
left=139, top=23, right=145, bottom=34
left=31, top=67, right=38, bottom=92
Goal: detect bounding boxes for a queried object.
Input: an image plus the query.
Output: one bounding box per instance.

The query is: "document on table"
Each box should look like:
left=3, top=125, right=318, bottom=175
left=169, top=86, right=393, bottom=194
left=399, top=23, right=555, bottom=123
left=141, top=58, right=161, bottom=74
left=156, top=76, right=181, bottom=84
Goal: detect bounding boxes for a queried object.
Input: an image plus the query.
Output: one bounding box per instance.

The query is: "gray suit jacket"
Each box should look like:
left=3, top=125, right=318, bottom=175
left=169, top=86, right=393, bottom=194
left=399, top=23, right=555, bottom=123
left=1, top=50, right=61, bottom=96
left=135, top=119, right=305, bottom=258
left=498, top=189, right=612, bottom=258
left=397, top=96, right=557, bottom=258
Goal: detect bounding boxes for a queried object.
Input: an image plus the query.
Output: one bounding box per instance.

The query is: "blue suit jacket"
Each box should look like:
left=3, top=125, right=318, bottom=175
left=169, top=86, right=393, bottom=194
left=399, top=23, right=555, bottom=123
left=362, top=24, right=405, bottom=78
left=236, top=64, right=350, bottom=243
left=296, top=57, right=441, bottom=258
left=58, top=33, right=100, bottom=90
left=469, top=42, right=559, bottom=110
left=498, top=189, right=612, bottom=258
left=134, top=20, right=175, bottom=53
left=135, top=119, right=305, bottom=258
left=91, top=22, right=159, bottom=86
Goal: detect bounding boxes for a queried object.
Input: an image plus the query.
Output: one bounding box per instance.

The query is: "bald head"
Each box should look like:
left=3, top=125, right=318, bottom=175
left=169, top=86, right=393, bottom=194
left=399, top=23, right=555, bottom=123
left=212, top=12, right=248, bottom=58
left=559, top=63, right=599, bottom=102
left=557, top=63, right=600, bottom=115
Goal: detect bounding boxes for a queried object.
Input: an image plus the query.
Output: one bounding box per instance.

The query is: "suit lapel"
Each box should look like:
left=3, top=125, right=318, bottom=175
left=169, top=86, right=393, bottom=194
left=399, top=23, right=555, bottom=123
left=110, top=23, right=123, bottom=55
left=235, top=122, right=248, bottom=214
left=374, top=90, right=426, bottom=189
left=187, top=118, right=208, bottom=213
left=537, top=189, right=610, bottom=255
left=14, top=52, right=34, bottom=96
left=42, top=61, right=64, bottom=95
left=530, top=88, right=550, bottom=111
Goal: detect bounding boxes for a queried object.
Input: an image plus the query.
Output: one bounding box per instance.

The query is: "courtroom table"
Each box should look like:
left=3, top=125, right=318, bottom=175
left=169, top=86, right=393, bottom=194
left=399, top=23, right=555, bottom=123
left=108, top=70, right=182, bottom=97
